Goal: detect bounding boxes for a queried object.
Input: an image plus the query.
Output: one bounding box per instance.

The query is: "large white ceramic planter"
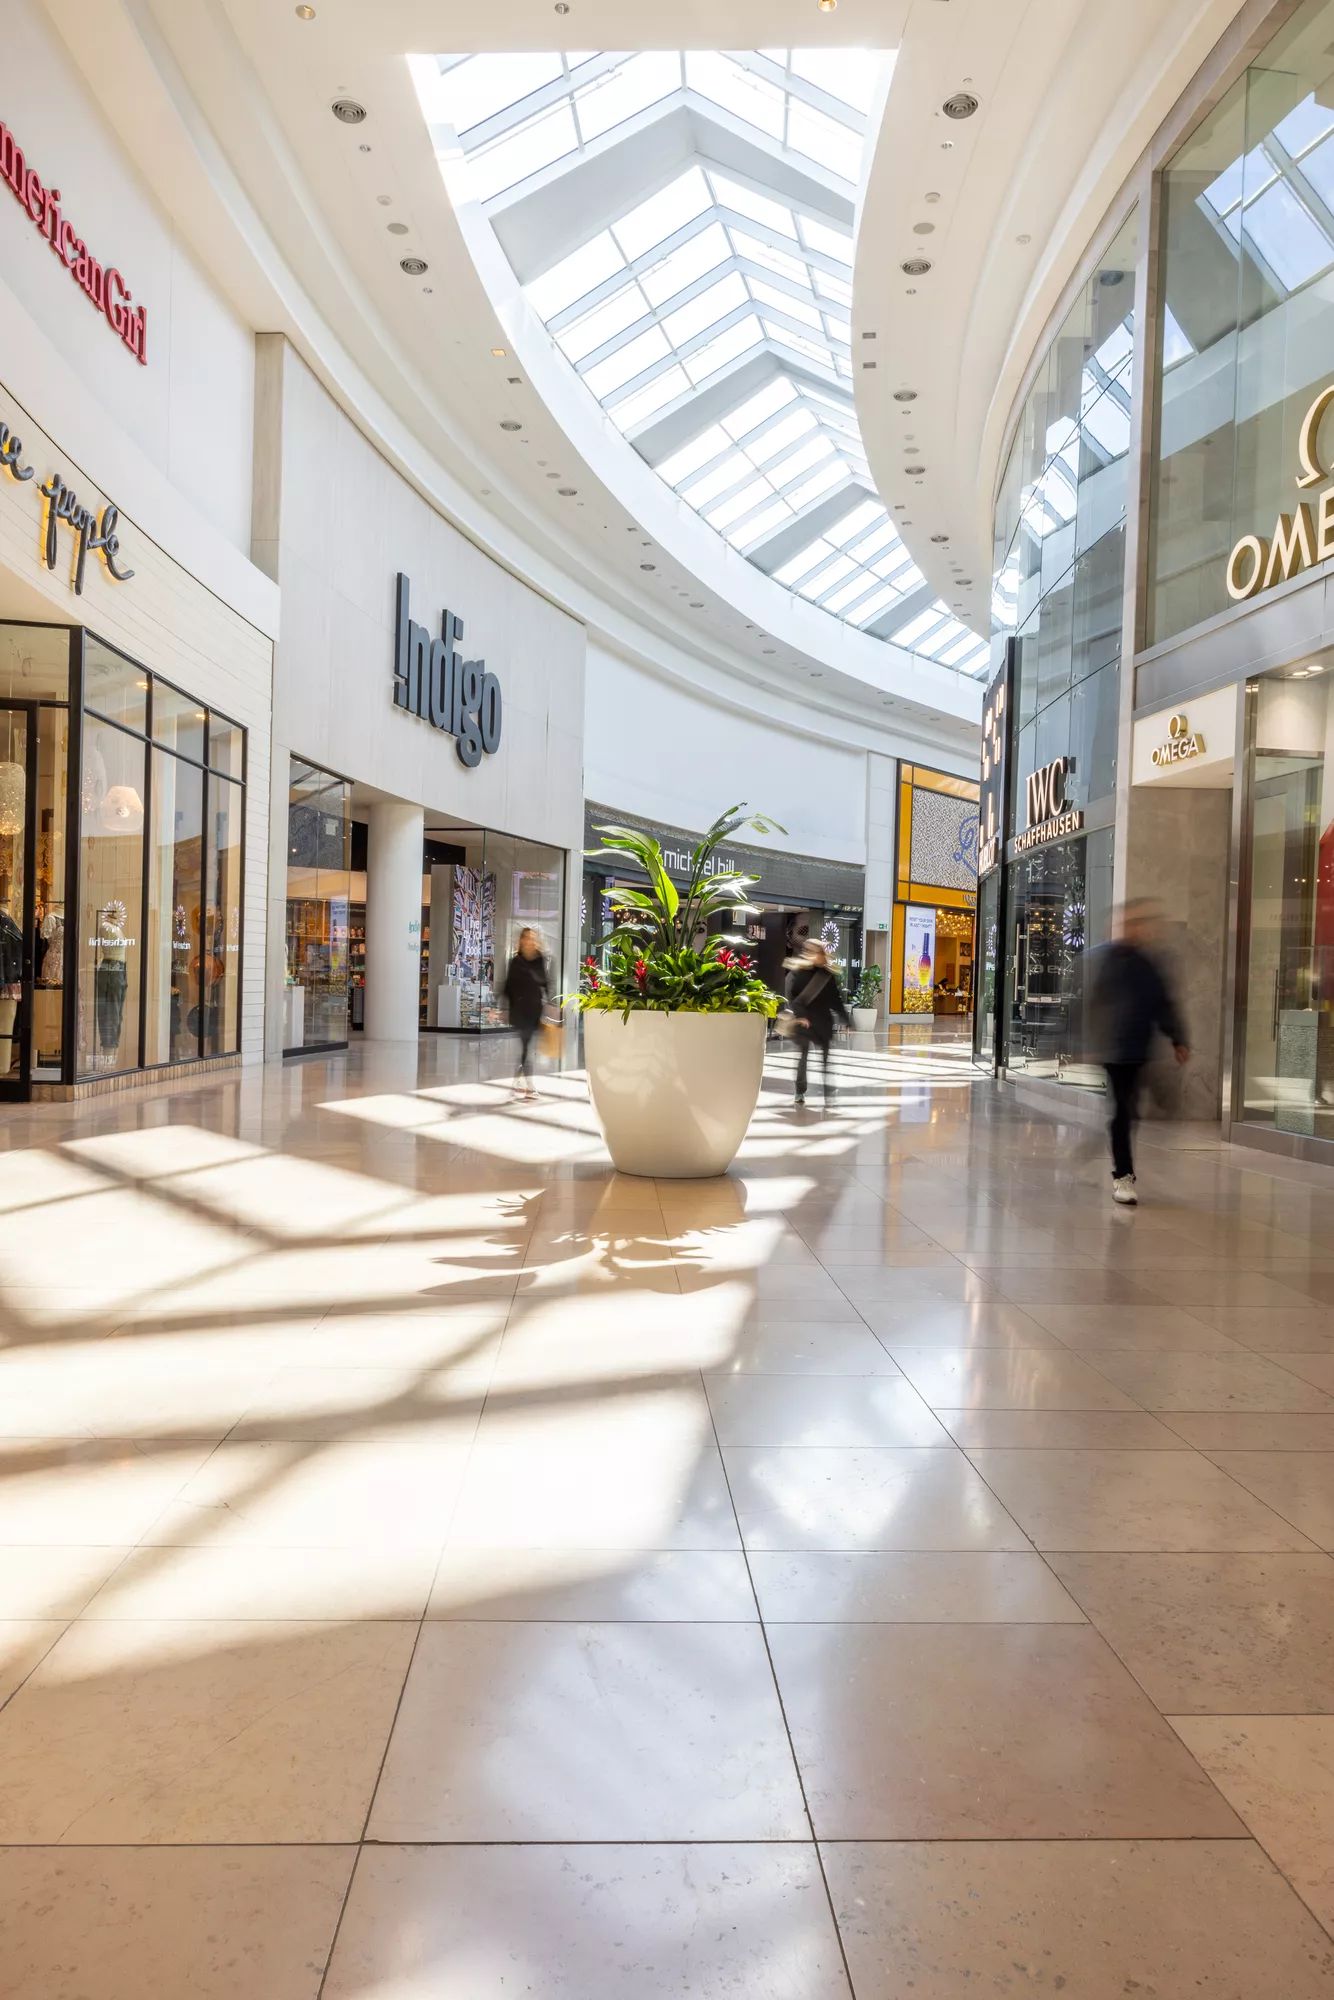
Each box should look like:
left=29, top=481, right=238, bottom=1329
left=851, top=1007, right=878, bottom=1032
left=583, top=1009, right=767, bottom=1178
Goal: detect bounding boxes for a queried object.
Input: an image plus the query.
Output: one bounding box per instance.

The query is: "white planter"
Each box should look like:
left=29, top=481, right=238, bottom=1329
left=851, top=1007, right=878, bottom=1032
left=583, top=1009, right=766, bottom=1178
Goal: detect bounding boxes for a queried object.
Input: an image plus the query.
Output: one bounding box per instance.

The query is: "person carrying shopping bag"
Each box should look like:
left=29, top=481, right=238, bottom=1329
left=784, top=939, right=849, bottom=1106
left=502, top=927, right=550, bottom=1099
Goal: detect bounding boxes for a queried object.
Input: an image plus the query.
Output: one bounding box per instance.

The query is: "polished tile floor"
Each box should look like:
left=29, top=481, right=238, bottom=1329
left=2, top=1026, right=1334, bottom=1994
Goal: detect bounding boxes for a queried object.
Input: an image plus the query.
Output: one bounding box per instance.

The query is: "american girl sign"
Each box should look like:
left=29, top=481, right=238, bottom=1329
left=0, top=118, right=148, bottom=365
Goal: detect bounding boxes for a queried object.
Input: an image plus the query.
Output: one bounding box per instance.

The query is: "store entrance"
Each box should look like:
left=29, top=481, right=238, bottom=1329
left=0, top=703, right=36, bottom=1099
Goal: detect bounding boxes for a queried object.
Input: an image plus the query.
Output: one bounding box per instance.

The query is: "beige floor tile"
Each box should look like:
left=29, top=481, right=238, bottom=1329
left=937, top=1408, right=1183, bottom=1448
left=1272, top=1353, right=1334, bottom=1393
left=0, top=1545, right=129, bottom=1619
left=748, top=1550, right=1083, bottom=1623
left=1206, top=1451, right=1334, bottom=1548
left=488, top=1293, right=736, bottom=1389
left=967, top=1449, right=1316, bottom=1552
left=1139, top=1270, right=1319, bottom=1308
left=82, top=1542, right=440, bottom=1620
left=1171, top=1715, right=1334, bottom=1933
left=1161, top=1412, right=1334, bottom=1450
left=716, top=1321, right=902, bottom=1373
left=0, top=1365, right=262, bottom=1442
left=1184, top=1306, right=1334, bottom=1351
left=0, top=1440, right=216, bottom=1545
left=832, top=1265, right=1006, bottom=1305
left=309, top=1304, right=509, bottom=1367
left=1050, top=1552, right=1334, bottom=1712
left=1035, top=1303, right=1247, bottom=1350
left=852, top=1302, right=1062, bottom=1346
left=704, top=1374, right=949, bottom=1447
left=428, top=1547, right=756, bottom=1620
left=140, top=1437, right=473, bottom=1549
left=983, top=1269, right=1164, bottom=1305
left=767, top=1622, right=1241, bottom=1838
left=0, top=1622, right=66, bottom=1704
left=0, top=1618, right=417, bottom=1841
left=0, top=1844, right=356, bottom=2000
left=823, top=1840, right=1334, bottom=1998
left=887, top=1346, right=1141, bottom=1411
left=1079, top=1350, right=1334, bottom=1412
left=368, top=1620, right=806, bottom=1840
left=230, top=1363, right=486, bottom=1442
left=323, top=1843, right=850, bottom=2000
left=722, top=1446, right=1030, bottom=1551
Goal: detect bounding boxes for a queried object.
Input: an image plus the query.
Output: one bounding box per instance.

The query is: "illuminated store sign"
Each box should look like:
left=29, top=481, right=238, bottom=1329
left=0, top=417, right=133, bottom=595
left=1151, top=712, right=1205, bottom=768
left=1014, top=756, right=1084, bottom=853
left=0, top=120, right=148, bottom=364
left=392, top=572, right=502, bottom=769
left=977, top=667, right=1008, bottom=875
left=1226, top=383, right=1334, bottom=601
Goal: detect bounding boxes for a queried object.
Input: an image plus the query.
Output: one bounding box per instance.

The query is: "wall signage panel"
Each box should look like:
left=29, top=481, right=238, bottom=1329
left=1131, top=684, right=1239, bottom=790
left=0, top=119, right=148, bottom=364
left=977, top=653, right=1011, bottom=876
left=392, top=572, right=502, bottom=769
left=1014, top=756, right=1084, bottom=853
left=1226, top=384, right=1334, bottom=602
left=0, top=410, right=133, bottom=595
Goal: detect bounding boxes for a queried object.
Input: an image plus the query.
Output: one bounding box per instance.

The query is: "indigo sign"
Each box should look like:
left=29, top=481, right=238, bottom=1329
left=392, top=572, right=502, bottom=769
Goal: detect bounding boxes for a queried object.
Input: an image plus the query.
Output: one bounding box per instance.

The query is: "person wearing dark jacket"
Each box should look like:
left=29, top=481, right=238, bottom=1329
left=785, top=940, right=850, bottom=1106
left=1089, top=901, right=1189, bottom=1204
left=502, top=927, right=549, bottom=1098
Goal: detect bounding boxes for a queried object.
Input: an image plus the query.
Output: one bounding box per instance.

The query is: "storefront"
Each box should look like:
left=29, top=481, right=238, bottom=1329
left=581, top=802, right=865, bottom=998
left=888, top=763, right=979, bottom=1018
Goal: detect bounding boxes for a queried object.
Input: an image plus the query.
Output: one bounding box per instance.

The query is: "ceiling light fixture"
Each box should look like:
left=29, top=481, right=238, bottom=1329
left=893, top=390, right=917, bottom=402
left=901, top=257, right=932, bottom=276
left=491, top=347, right=507, bottom=358
left=376, top=194, right=392, bottom=206
left=941, top=140, right=955, bottom=151
left=943, top=92, right=979, bottom=119
left=500, top=420, right=521, bottom=432
left=358, top=144, right=371, bottom=153
left=554, top=2, right=570, bottom=11
left=295, top=3, right=315, bottom=16
left=690, top=601, right=703, bottom=609
left=924, top=191, right=941, bottom=204
left=913, top=222, right=935, bottom=236
left=558, top=487, right=578, bottom=496
left=931, top=533, right=949, bottom=543
left=1017, top=232, right=1032, bottom=245
left=332, top=99, right=366, bottom=124
left=387, top=222, right=409, bottom=235
left=818, top=0, right=838, bottom=11
left=399, top=256, right=427, bottom=275
left=905, top=465, right=926, bottom=475
left=640, top=563, right=656, bottom=571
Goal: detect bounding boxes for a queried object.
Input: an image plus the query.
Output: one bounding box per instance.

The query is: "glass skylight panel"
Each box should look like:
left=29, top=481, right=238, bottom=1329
left=615, top=367, right=690, bottom=430
left=661, top=272, right=749, bottom=347
left=747, top=405, right=817, bottom=462
left=786, top=102, right=861, bottom=184
left=1203, top=144, right=1273, bottom=219
left=438, top=54, right=565, bottom=134
left=848, top=522, right=896, bottom=564
left=892, top=606, right=949, bottom=648
left=940, top=633, right=985, bottom=667
left=683, top=315, right=764, bottom=383
left=685, top=53, right=785, bottom=138
left=787, top=48, right=880, bottom=115
left=1297, top=132, right=1334, bottom=213
left=639, top=224, right=731, bottom=306
left=1240, top=179, right=1334, bottom=291
left=798, top=552, right=856, bottom=597
left=681, top=450, right=751, bottom=507
left=557, top=284, right=648, bottom=363
left=764, top=433, right=835, bottom=490
left=786, top=459, right=847, bottom=510
left=708, top=172, right=798, bottom=239
left=706, top=477, right=772, bottom=529
left=584, top=325, right=670, bottom=399
left=852, top=583, right=901, bottom=625
left=730, top=498, right=791, bottom=546
left=724, top=228, right=808, bottom=286
left=774, top=537, right=835, bottom=586
left=813, top=270, right=853, bottom=305
left=748, top=276, right=822, bottom=326
left=527, top=233, right=624, bottom=319
left=1274, top=92, right=1334, bottom=160
left=722, top=378, right=797, bottom=439
left=613, top=170, right=711, bottom=261
left=468, top=103, right=579, bottom=202
left=875, top=549, right=918, bottom=583
left=1081, top=392, right=1131, bottom=460
left=822, top=573, right=881, bottom=614
left=573, top=53, right=681, bottom=142
left=798, top=217, right=853, bottom=266
left=832, top=498, right=887, bottom=543
left=659, top=425, right=731, bottom=486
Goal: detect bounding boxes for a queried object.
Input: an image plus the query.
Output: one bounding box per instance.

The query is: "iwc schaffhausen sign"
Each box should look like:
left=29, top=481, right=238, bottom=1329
left=1014, top=756, right=1083, bottom=854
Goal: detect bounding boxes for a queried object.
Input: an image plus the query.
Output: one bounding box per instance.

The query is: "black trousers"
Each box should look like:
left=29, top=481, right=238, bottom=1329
left=1105, top=1062, right=1142, bottom=1178
left=796, top=1031, right=832, bottom=1098
left=515, top=1023, right=537, bottom=1077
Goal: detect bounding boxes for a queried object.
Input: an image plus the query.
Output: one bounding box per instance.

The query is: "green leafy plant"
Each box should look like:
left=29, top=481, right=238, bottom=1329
left=580, top=804, right=784, bottom=1017
left=853, top=963, right=883, bottom=1009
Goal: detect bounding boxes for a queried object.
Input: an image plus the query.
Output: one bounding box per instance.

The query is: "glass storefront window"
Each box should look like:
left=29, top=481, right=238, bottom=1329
left=152, top=682, right=207, bottom=765
left=208, top=712, right=244, bottom=779
left=78, top=717, right=146, bottom=1074
left=286, top=760, right=352, bottom=1052
left=423, top=823, right=566, bottom=1032
left=207, top=779, right=244, bottom=1056
left=84, top=641, right=147, bottom=733
left=1004, top=827, right=1113, bottom=1082
left=145, top=750, right=203, bottom=1065
left=1238, top=664, right=1334, bottom=1135
left=1150, top=0, right=1334, bottom=644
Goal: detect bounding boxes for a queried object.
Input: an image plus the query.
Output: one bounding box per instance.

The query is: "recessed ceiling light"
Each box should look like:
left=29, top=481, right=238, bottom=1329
left=893, top=390, right=917, bottom=402
left=689, top=601, right=703, bottom=609
left=500, top=420, right=521, bottom=432
left=554, top=1, right=570, bottom=11
left=959, top=577, right=973, bottom=585
left=376, top=194, right=392, bottom=206
left=387, top=221, right=409, bottom=235
left=905, top=465, right=926, bottom=475
left=1017, top=232, right=1032, bottom=245
left=507, top=375, right=521, bottom=384
left=913, top=222, right=935, bottom=236
left=358, top=143, right=371, bottom=152
left=295, top=3, right=316, bottom=16
left=640, top=562, right=656, bottom=571
left=332, top=99, right=366, bottom=124
left=399, top=256, right=427, bottom=275
left=931, top=533, right=949, bottom=543
left=924, top=191, right=941, bottom=204
left=422, top=286, right=433, bottom=295
left=941, top=139, right=955, bottom=150
left=558, top=487, right=578, bottom=496
left=763, top=647, right=777, bottom=655
left=818, top=0, right=838, bottom=11
left=906, top=287, right=917, bottom=296
left=491, top=347, right=507, bottom=358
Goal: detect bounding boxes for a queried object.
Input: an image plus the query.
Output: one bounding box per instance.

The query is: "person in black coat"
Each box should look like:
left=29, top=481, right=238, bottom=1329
left=1088, top=900, right=1189, bottom=1204
left=502, top=927, right=549, bottom=1098
left=785, top=940, right=850, bottom=1105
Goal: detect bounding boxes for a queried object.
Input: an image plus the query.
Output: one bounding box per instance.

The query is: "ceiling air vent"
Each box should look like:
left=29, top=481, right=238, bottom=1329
left=332, top=99, right=367, bottom=124
left=901, top=257, right=932, bottom=277
left=399, top=256, right=428, bottom=276
left=893, top=389, right=917, bottom=403
left=942, top=92, right=979, bottom=119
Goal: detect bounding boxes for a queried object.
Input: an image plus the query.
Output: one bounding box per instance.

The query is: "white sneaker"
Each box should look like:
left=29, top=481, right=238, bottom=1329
left=1112, top=1175, right=1138, bottom=1206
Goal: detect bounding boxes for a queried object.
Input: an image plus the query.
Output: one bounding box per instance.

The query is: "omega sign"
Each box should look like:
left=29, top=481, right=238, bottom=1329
left=1226, top=383, right=1334, bottom=600
left=0, top=121, right=147, bottom=364
left=1152, top=712, right=1205, bottom=768
left=392, top=573, right=502, bottom=769
left=1014, top=756, right=1084, bottom=854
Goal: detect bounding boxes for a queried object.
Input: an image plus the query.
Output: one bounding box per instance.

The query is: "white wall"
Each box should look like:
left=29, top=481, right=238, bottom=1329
left=260, top=339, right=586, bottom=1055
left=584, top=642, right=868, bottom=867
left=4, top=0, right=255, bottom=554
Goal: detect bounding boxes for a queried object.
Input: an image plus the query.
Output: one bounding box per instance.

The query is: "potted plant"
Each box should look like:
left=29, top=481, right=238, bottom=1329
left=851, top=962, right=883, bottom=1033
left=579, top=805, right=782, bottom=1177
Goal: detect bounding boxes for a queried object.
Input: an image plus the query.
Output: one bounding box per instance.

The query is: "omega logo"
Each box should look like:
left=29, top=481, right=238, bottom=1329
left=1151, top=712, right=1205, bottom=768
left=1226, top=383, right=1334, bottom=601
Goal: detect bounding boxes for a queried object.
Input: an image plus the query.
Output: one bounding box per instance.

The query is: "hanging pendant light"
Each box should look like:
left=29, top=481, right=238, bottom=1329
left=0, top=763, right=24, bottom=837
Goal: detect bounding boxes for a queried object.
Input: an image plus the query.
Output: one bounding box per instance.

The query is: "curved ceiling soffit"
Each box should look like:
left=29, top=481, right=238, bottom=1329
left=855, top=0, right=1249, bottom=634
left=47, top=0, right=979, bottom=753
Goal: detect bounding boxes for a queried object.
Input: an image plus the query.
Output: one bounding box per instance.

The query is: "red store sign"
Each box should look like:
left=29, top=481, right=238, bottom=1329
left=0, top=118, right=147, bottom=365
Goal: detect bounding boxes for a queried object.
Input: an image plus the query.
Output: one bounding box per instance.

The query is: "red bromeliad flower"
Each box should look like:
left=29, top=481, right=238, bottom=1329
left=634, top=957, right=648, bottom=987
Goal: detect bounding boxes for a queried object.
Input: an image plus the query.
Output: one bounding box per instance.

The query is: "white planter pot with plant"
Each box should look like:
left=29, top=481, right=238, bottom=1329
left=850, top=962, right=883, bottom=1034
left=579, top=805, right=782, bottom=1178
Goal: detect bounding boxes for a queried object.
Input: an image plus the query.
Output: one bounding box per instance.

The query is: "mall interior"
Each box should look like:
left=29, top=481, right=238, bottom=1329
left=5, top=0, right=1334, bottom=1991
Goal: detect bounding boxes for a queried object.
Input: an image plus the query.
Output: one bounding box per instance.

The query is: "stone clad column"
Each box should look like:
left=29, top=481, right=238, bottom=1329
left=364, top=800, right=424, bottom=1041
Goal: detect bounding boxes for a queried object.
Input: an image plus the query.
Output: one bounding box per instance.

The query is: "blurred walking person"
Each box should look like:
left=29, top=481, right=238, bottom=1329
left=503, top=926, right=549, bottom=1100
left=1089, top=900, right=1189, bottom=1204
left=786, top=939, right=849, bottom=1107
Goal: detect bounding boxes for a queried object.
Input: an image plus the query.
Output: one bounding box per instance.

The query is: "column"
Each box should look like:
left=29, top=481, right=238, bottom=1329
left=364, top=800, right=424, bottom=1041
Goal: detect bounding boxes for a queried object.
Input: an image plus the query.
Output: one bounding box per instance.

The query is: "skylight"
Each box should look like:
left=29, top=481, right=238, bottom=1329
left=427, top=50, right=992, bottom=679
